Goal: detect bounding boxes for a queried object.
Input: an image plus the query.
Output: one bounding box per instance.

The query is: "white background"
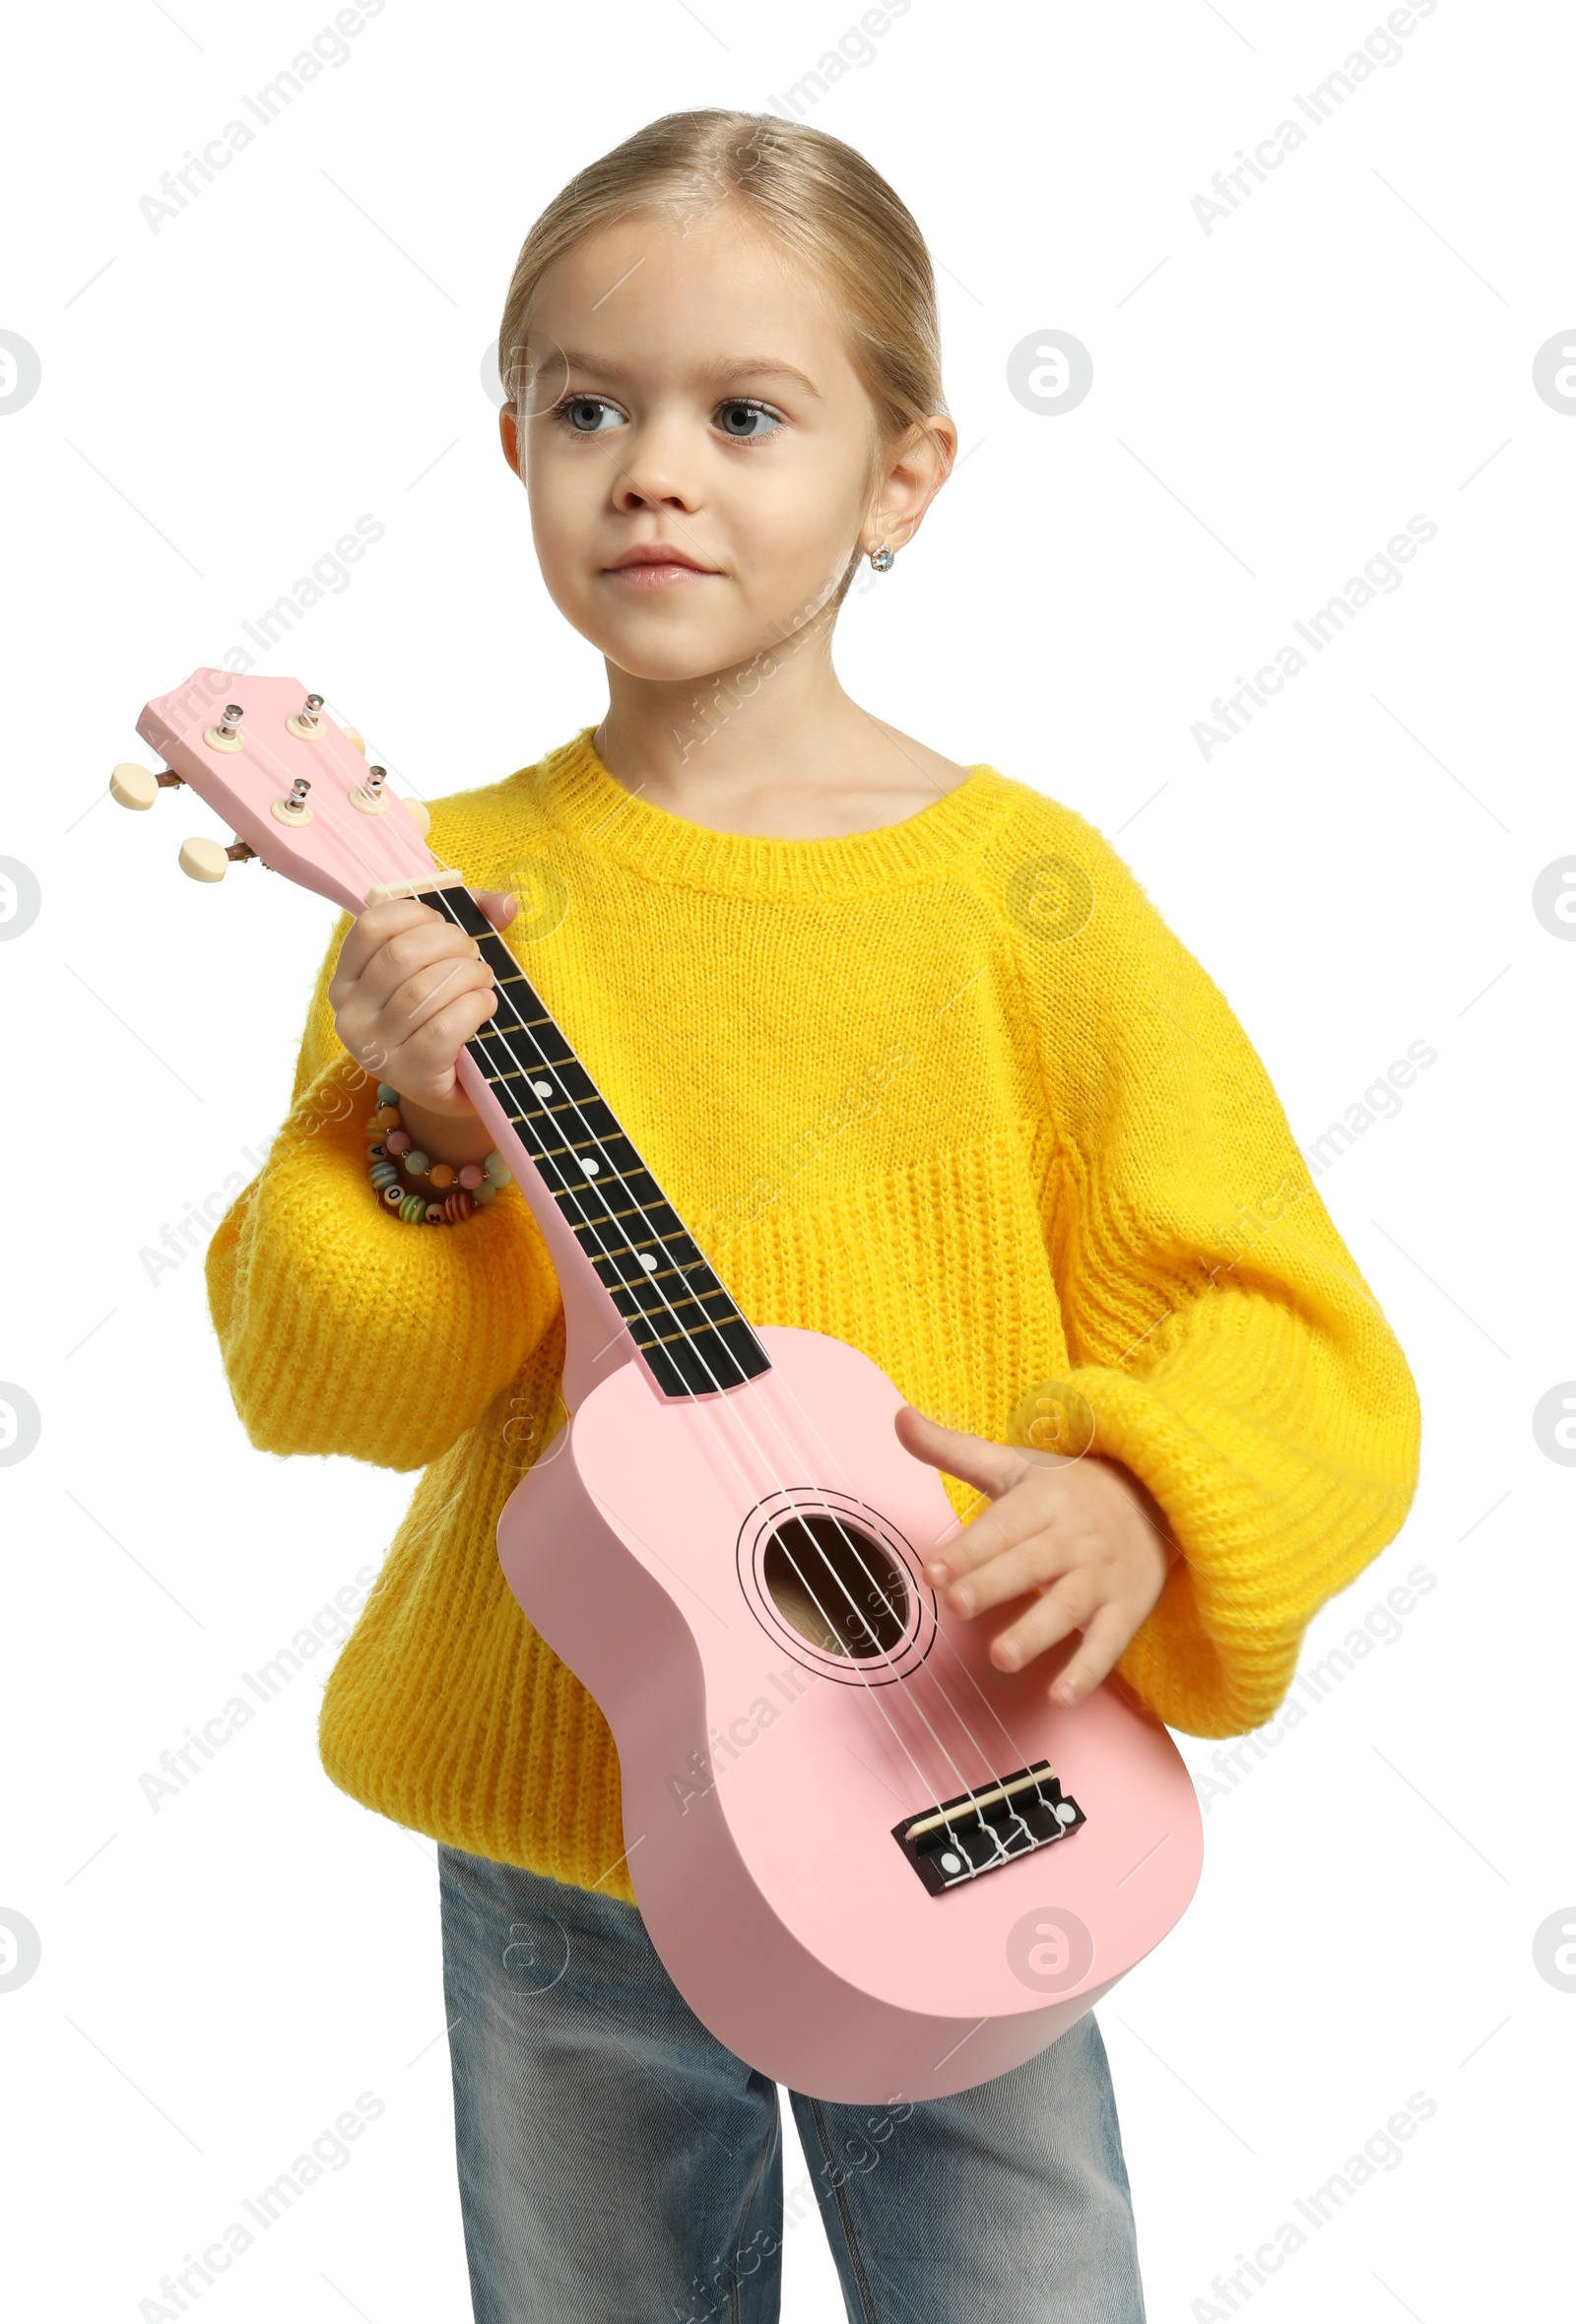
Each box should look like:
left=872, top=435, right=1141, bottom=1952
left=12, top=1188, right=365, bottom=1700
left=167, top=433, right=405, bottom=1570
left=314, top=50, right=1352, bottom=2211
left=2, top=2, right=1571, bottom=2318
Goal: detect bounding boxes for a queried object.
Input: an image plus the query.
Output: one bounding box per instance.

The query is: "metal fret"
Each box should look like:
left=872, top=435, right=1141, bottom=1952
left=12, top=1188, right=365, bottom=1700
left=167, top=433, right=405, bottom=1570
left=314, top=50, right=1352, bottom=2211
left=414, top=882, right=770, bottom=1399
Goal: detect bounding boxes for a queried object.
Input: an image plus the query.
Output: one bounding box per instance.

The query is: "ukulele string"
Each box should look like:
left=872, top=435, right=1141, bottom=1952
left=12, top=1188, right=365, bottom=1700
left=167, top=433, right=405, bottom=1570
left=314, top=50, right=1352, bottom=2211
left=267, top=730, right=1020, bottom=1854
left=403, top=891, right=1019, bottom=1852
left=756, top=1362, right=1062, bottom=1828
left=694, top=1376, right=1043, bottom=1871
left=691, top=1353, right=1045, bottom=1863
left=411, top=886, right=1005, bottom=1844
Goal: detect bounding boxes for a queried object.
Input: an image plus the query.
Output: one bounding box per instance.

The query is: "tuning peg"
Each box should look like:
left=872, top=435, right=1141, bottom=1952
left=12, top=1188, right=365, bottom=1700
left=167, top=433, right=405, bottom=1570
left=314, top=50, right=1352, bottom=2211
left=343, top=727, right=366, bottom=755
left=110, top=762, right=183, bottom=810
left=287, top=692, right=327, bottom=741
left=179, top=836, right=255, bottom=883
left=204, top=705, right=246, bottom=754
left=346, top=758, right=425, bottom=830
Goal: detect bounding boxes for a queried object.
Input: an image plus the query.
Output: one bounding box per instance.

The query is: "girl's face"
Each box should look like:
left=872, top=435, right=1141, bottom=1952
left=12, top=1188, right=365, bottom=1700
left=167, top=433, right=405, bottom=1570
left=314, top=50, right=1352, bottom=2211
left=500, top=207, right=939, bottom=683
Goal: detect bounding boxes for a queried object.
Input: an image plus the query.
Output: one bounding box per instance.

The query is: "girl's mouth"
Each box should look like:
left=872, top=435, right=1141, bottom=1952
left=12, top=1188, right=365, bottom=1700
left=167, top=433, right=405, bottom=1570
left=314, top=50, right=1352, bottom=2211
left=605, top=562, right=717, bottom=590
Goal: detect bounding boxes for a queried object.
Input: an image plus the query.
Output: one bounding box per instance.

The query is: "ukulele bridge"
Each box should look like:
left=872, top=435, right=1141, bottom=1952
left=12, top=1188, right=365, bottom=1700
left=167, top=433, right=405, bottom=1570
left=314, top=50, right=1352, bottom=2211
left=892, top=1761, right=1085, bottom=1895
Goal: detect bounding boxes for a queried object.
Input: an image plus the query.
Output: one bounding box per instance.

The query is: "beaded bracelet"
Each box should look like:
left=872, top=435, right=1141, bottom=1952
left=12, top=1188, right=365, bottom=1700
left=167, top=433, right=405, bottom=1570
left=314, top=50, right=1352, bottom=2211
left=364, top=1083, right=511, bottom=1225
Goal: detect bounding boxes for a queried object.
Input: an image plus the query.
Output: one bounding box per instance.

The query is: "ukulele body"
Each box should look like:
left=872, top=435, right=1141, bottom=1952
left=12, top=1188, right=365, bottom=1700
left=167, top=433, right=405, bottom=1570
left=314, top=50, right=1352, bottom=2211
left=496, top=1322, right=1204, bottom=2103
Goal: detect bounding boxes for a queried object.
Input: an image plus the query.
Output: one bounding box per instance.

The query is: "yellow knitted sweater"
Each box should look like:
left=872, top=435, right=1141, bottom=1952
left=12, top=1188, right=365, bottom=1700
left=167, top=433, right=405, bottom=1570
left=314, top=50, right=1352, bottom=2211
left=206, top=727, right=1420, bottom=1903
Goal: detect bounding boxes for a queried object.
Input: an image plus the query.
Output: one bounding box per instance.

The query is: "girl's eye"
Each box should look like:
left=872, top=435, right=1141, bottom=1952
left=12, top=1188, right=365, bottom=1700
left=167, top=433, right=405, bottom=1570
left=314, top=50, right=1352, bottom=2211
left=715, top=398, right=782, bottom=444
left=549, top=393, right=783, bottom=442
left=554, top=395, right=624, bottom=435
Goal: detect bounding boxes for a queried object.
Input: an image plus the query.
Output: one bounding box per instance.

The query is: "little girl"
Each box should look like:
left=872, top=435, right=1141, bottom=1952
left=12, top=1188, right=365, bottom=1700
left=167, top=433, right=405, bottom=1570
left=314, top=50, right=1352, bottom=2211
left=207, top=109, right=1420, bottom=2324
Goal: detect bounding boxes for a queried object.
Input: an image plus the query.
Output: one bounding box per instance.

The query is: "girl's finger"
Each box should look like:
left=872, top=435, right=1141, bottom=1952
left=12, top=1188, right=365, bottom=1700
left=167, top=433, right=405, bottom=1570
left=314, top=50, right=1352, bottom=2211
left=357, top=919, right=489, bottom=1016
left=893, top=1404, right=1033, bottom=1506
left=392, top=987, right=502, bottom=1078
left=334, top=896, right=444, bottom=988
left=1042, top=1600, right=1138, bottom=1710
left=385, top=959, right=497, bottom=1048
left=474, top=889, right=519, bottom=932
left=924, top=1473, right=1082, bottom=1582
left=986, top=1563, right=1107, bottom=1674
left=941, top=1527, right=1076, bottom=1619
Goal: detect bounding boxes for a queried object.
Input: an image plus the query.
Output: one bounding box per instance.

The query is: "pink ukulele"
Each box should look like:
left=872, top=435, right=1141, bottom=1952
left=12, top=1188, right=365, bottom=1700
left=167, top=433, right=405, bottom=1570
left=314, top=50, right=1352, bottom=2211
left=118, top=670, right=1203, bottom=2102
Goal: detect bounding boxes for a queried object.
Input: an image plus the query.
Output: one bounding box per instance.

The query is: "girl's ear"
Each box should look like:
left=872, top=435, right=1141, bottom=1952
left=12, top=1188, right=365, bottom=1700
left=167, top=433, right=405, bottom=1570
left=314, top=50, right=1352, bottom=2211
left=499, top=407, right=522, bottom=480
left=863, top=415, right=959, bottom=559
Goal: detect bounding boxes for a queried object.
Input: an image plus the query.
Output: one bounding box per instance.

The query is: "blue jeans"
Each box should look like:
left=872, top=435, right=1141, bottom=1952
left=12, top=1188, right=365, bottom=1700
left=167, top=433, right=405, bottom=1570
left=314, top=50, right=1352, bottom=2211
left=438, top=1841, right=1146, bottom=2323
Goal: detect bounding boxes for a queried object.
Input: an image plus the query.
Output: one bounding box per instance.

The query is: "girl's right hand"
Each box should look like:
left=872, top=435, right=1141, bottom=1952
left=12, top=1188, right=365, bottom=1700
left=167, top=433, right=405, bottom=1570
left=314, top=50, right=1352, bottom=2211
left=328, top=889, right=519, bottom=1160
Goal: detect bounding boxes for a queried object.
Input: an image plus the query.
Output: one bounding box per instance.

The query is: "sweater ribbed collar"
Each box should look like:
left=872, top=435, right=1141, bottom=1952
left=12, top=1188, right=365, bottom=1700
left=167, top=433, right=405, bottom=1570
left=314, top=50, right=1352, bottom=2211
left=527, top=726, right=1015, bottom=900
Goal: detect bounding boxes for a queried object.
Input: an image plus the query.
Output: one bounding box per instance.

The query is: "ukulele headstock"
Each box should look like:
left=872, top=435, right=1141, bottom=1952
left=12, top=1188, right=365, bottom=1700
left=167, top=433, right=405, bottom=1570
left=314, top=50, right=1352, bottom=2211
left=114, top=668, right=443, bottom=915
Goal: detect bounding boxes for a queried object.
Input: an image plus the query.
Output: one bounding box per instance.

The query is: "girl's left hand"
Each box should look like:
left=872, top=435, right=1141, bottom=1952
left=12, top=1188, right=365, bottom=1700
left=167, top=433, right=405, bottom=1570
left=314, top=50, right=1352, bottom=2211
left=892, top=1406, right=1181, bottom=1709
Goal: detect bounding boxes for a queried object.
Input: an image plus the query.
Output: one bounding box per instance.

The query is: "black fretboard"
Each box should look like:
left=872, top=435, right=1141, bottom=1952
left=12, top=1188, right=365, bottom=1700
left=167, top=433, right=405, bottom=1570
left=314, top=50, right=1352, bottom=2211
left=417, top=881, right=771, bottom=1401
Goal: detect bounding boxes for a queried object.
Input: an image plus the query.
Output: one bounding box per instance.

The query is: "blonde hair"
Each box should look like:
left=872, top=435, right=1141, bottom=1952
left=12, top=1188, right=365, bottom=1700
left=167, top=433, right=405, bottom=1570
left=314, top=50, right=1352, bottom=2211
left=496, top=108, right=950, bottom=551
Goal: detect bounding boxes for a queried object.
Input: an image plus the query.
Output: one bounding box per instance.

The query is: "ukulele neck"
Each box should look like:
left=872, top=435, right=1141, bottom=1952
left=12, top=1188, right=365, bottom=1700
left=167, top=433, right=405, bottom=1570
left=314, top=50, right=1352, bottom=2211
left=396, top=873, right=772, bottom=1404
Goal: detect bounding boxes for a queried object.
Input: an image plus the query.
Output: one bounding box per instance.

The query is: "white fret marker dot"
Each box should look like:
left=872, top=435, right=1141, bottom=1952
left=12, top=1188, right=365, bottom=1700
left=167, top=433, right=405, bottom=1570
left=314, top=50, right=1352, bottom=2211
left=583, top=1157, right=600, bottom=1176
left=532, top=1080, right=554, bottom=1098
left=639, top=1254, right=659, bottom=1271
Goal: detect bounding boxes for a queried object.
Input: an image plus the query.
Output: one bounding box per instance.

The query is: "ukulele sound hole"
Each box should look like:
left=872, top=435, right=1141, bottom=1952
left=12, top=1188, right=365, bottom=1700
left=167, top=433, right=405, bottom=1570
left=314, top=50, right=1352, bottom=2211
left=761, top=1514, right=910, bottom=1659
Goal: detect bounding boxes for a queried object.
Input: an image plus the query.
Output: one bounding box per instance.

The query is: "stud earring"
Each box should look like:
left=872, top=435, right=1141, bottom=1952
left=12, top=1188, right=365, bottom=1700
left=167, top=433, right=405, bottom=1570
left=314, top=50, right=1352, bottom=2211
left=868, top=544, right=894, bottom=572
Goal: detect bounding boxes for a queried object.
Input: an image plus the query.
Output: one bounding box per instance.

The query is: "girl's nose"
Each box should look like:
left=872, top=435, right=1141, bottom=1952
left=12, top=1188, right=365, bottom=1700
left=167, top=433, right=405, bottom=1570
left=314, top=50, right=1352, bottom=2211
left=612, top=422, right=704, bottom=515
